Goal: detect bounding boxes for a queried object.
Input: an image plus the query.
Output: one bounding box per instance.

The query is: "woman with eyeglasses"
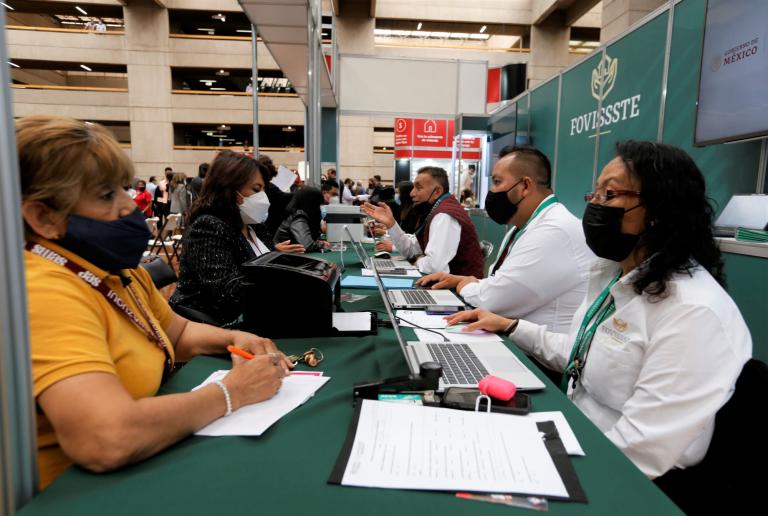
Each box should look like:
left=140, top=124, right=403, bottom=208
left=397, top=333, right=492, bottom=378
left=448, top=140, right=751, bottom=479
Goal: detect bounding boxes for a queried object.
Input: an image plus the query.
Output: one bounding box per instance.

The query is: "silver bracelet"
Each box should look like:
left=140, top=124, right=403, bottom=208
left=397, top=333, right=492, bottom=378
left=213, top=380, right=233, bottom=416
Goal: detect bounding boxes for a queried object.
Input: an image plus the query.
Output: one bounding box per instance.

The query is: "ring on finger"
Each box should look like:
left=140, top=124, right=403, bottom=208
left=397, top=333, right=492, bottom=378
left=269, top=352, right=279, bottom=366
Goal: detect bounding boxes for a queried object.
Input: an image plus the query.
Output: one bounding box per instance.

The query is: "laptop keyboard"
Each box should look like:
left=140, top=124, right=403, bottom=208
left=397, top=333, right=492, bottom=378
left=402, top=289, right=438, bottom=306
left=373, top=259, right=396, bottom=269
left=426, top=343, right=489, bottom=385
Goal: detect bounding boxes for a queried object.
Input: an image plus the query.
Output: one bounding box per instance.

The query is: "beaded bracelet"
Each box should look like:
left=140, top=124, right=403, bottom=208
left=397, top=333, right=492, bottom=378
left=213, top=379, right=233, bottom=417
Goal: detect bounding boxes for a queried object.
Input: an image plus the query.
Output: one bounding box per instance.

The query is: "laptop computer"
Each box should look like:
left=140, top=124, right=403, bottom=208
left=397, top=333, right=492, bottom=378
left=344, top=226, right=463, bottom=309
left=713, top=194, right=768, bottom=237
left=369, top=260, right=545, bottom=391
left=344, top=226, right=416, bottom=271
left=386, top=287, right=465, bottom=310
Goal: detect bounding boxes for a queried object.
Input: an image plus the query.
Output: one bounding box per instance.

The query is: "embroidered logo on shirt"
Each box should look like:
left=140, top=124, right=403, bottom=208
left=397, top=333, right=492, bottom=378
left=613, top=317, right=628, bottom=332
left=599, top=325, right=631, bottom=345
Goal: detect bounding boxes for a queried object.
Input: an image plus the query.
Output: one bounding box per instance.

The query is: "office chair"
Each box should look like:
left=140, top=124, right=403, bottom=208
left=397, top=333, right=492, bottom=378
left=654, top=358, right=768, bottom=514
left=140, top=254, right=178, bottom=289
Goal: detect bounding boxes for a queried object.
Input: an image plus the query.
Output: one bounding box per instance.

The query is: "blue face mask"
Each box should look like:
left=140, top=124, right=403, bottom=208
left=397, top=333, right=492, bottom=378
left=394, top=194, right=401, bottom=205
left=57, top=208, right=151, bottom=271
left=320, top=206, right=327, bottom=219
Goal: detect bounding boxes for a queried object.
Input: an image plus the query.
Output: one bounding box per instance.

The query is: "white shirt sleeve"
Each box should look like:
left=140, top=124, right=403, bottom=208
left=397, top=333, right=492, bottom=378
left=414, top=213, right=461, bottom=274
left=509, top=318, right=574, bottom=373
left=459, top=222, right=585, bottom=315
left=602, top=304, right=747, bottom=478
left=388, top=222, right=423, bottom=259
left=342, top=186, right=355, bottom=205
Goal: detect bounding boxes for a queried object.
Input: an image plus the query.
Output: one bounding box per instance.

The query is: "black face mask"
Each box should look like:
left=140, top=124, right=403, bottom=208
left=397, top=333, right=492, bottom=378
left=484, top=180, right=523, bottom=225
left=57, top=208, right=152, bottom=271
left=582, top=203, right=642, bottom=262
left=415, top=187, right=439, bottom=207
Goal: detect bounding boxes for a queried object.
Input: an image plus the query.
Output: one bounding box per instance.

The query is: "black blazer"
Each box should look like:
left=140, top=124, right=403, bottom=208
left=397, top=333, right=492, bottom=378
left=171, top=214, right=271, bottom=325
left=273, top=209, right=323, bottom=252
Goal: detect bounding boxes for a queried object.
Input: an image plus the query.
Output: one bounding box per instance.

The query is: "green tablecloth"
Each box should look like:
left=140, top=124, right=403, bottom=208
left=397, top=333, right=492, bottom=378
left=19, top=248, right=681, bottom=515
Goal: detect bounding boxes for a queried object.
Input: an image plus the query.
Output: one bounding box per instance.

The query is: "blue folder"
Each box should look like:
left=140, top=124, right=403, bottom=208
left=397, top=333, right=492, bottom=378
left=341, top=276, right=414, bottom=289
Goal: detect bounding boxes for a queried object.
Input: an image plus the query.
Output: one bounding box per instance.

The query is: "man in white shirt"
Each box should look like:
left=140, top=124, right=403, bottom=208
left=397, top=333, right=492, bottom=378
left=460, top=163, right=476, bottom=192
left=417, top=146, right=593, bottom=333
left=362, top=167, right=484, bottom=277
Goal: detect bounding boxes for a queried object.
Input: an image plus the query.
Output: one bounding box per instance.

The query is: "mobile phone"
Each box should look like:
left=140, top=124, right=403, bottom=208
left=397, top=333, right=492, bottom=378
left=426, top=305, right=463, bottom=315
left=441, top=387, right=531, bottom=415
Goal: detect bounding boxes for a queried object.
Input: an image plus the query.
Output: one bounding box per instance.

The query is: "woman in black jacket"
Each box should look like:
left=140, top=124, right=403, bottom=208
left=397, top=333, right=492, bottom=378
left=170, top=151, right=302, bottom=325
left=274, top=187, right=330, bottom=252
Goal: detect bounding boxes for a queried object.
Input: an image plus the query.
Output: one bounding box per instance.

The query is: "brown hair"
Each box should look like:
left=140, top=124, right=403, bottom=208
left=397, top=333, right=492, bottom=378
left=17, top=115, right=133, bottom=217
left=188, top=150, right=267, bottom=230
left=171, top=172, right=187, bottom=188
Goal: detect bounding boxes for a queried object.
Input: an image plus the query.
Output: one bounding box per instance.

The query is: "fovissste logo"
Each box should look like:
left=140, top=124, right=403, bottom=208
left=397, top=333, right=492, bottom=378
left=591, top=54, right=618, bottom=102
left=569, top=52, right=641, bottom=137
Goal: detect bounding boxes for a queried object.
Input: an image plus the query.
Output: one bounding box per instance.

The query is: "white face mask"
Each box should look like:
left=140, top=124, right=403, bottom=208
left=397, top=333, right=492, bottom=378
left=329, top=195, right=340, bottom=204
left=238, top=191, right=270, bottom=224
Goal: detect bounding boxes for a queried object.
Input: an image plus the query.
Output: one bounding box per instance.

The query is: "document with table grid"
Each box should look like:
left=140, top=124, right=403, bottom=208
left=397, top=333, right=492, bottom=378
left=340, top=400, right=568, bottom=497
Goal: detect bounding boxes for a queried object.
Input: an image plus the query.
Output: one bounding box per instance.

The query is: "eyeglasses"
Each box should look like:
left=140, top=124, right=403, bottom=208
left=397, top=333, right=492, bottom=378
left=584, top=189, right=642, bottom=204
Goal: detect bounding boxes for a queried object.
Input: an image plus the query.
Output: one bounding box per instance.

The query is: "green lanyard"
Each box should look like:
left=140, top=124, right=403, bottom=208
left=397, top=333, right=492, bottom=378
left=560, top=271, right=622, bottom=393
left=493, top=196, right=558, bottom=268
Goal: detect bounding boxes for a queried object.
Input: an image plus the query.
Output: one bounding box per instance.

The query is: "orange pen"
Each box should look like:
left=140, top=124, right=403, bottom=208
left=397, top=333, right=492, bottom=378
left=227, top=345, right=255, bottom=360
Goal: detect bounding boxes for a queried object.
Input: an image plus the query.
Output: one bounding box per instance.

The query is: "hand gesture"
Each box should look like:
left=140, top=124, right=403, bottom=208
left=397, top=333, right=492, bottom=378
left=361, top=202, right=396, bottom=229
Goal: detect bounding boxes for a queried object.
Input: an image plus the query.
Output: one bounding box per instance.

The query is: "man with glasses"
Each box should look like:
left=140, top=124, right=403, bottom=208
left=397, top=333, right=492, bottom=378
left=417, top=146, right=594, bottom=334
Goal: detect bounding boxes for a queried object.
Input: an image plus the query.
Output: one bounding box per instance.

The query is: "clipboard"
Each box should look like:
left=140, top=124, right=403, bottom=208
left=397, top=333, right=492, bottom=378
left=328, top=401, right=587, bottom=503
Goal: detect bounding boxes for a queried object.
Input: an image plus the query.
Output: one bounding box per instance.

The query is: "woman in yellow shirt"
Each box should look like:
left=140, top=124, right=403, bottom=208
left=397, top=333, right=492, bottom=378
left=19, top=115, right=293, bottom=488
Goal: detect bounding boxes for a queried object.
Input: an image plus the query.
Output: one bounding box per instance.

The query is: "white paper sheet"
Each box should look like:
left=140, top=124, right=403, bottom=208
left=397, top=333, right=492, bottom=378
left=414, top=328, right=502, bottom=343
left=193, top=370, right=330, bottom=436
left=341, top=400, right=568, bottom=497
left=272, top=165, right=297, bottom=192
left=522, top=411, right=585, bottom=456
left=332, top=312, right=373, bottom=332
left=395, top=310, right=450, bottom=329
left=361, top=268, right=421, bottom=278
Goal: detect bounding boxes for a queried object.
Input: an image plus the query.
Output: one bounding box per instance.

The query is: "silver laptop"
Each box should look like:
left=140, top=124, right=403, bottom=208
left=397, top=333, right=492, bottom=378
left=370, top=261, right=545, bottom=391
left=386, top=288, right=465, bottom=310
left=344, top=226, right=461, bottom=308
left=344, top=226, right=416, bottom=271
left=714, top=194, right=768, bottom=237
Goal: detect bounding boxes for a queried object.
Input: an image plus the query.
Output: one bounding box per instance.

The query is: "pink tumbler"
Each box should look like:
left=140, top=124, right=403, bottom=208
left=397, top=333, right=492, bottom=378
left=478, top=375, right=517, bottom=401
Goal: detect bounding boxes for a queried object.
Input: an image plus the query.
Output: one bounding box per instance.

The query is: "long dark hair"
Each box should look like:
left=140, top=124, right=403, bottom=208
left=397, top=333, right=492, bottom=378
left=188, top=150, right=267, bottom=230
left=615, top=140, right=725, bottom=298
left=285, top=186, right=323, bottom=239
left=397, top=180, right=415, bottom=221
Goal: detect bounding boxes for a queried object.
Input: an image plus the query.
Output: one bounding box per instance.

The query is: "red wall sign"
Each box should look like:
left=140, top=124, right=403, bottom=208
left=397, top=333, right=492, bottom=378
left=413, top=119, right=449, bottom=148
left=394, top=117, right=412, bottom=147
left=394, top=118, right=482, bottom=160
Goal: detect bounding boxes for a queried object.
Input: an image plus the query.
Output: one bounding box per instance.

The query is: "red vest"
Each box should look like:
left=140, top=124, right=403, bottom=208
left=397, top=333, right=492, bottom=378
left=417, top=195, right=484, bottom=278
